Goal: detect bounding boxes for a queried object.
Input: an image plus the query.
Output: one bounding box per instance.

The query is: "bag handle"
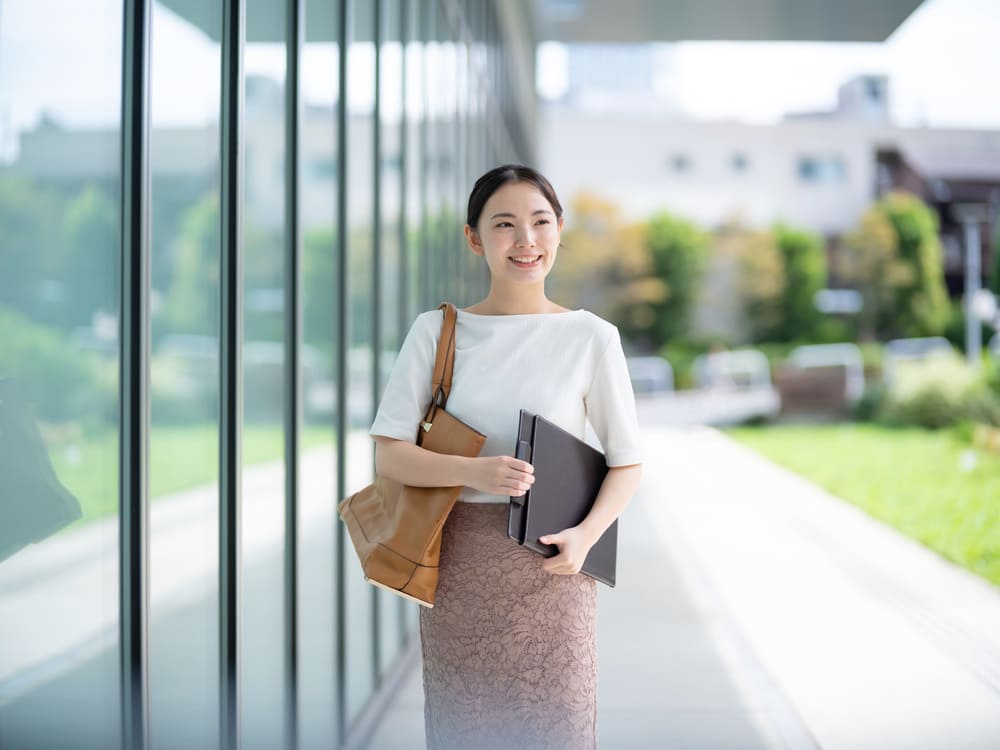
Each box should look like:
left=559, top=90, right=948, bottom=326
left=429, top=301, right=458, bottom=410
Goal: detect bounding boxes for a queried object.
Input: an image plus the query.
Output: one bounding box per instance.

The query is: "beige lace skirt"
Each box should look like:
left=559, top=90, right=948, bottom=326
left=419, top=501, right=598, bottom=750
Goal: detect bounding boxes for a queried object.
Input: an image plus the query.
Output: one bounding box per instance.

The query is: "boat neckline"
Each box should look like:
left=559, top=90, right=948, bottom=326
left=456, top=308, right=585, bottom=318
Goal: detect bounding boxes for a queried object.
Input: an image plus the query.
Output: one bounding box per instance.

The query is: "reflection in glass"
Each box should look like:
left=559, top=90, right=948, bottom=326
left=148, top=2, right=221, bottom=747
left=377, top=0, right=407, bottom=674
left=345, top=0, right=377, bottom=724
left=241, top=2, right=288, bottom=747
left=0, top=1, right=122, bottom=748
left=298, top=0, right=340, bottom=745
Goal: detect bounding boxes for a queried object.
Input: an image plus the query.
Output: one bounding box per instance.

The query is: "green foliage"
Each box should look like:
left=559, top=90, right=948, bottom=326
left=773, top=223, right=826, bottom=340
left=879, top=351, right=1000, bottom=429
left=302, top=226, right=337, bottom=352
left=62, top=185, right=120, bottom=327
left=640, top=211, right=709, bottom=345
left=840, top=192, right=952, bottom=340
left=852, top=382, right=888, bottom=422
left=162, top=192, right=220, bottom=337
left=0, top=307, right=113, bottom=426
left=991, top=225, right=1000, bottom=293
left=657, top=340, right=705, bottom=390
left=881, top=191, right=951, bottom=337
left=552, top=192, right=667, bottom=348
left=734, top=228, right=785, bottom=342
left=0, top=176, right=118, bottom=331
left=941, top=302, right=994, bottom=353
left=730, top=221, right=827, bottom=343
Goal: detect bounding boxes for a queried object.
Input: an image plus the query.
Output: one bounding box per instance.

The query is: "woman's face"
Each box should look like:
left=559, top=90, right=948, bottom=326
left=465, top=181, right=564, bottom=285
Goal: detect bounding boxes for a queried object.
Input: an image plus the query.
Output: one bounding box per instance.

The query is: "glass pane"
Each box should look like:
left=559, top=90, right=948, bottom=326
left=405, top=0, right=426, bottom=319
left=298, top=0, right=340, bottom=746
left=377, top=0, right=405, bottom=676
left=345, top=0, right=377, bottom=723
left=148, top=3, right=221, bottom=747
left=241, top=1, right=287, bottom=747
left=0, top=2, right=123, bottom=748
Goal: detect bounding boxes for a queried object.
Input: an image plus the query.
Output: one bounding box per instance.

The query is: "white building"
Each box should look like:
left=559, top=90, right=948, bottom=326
left=541, top=73, right=1000, bottom=238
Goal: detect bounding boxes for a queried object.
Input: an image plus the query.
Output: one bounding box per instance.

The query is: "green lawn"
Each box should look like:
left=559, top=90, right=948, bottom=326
left=51, top=424, right=335, bottom=527
left=724, top=423, right=1000, bottom=587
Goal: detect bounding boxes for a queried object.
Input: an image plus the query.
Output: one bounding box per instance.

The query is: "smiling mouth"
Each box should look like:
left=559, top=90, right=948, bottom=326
left=510, top=255, right=542, bottom=266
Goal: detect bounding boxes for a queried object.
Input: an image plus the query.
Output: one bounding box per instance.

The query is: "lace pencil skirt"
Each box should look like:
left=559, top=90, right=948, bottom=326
left=419, top=501, right=598, bottom=750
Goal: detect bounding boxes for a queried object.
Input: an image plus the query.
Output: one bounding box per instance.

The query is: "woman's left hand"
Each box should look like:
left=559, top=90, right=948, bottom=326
left=538, top=526, right=597, bottom=575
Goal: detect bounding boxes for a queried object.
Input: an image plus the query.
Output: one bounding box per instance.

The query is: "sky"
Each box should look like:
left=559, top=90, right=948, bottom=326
left=0, top=0, right=998, bottom=161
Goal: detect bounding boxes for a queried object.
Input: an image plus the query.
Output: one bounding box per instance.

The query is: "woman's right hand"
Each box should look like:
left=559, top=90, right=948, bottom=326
left=463, top=455, right=535, bottom=497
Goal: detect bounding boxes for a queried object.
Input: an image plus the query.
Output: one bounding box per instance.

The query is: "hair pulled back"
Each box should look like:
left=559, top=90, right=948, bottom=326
left=466, top=164, right=563, bottom=232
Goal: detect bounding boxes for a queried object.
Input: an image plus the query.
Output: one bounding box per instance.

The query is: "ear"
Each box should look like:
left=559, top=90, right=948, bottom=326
left=464, top=224, right=484, bottom=256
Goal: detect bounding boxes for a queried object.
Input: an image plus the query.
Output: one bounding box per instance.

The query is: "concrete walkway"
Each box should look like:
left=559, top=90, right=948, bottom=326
left=368, top=425, right=1000, bottom=750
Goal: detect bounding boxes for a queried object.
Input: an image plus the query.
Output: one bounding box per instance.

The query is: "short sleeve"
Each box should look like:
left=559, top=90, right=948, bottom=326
left=584, top=327, right=643, bottom=467
left=369, top=311, right=437, bottom=443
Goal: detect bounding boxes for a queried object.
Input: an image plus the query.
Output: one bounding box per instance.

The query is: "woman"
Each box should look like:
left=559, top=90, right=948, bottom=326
left=369, top=164, right=643, bottom=749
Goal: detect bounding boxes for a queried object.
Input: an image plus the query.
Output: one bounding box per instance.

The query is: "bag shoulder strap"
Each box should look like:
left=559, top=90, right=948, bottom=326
left=430, top=302, right=458, bottom=408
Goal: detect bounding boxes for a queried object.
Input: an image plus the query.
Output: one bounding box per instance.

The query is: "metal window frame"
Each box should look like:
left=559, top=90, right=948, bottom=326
left=335, top=0, right=350, bottom=744
left=397, top=0, right=411, bottom=643
left=421, top=0, right=433, bottom=308
left=219, top=1, right=245, bottom=748
left=284, top=0, right=304, bottom=747
left=371, top=0, right=384, bottom=690
left=119, top=1, right=152, bottom=747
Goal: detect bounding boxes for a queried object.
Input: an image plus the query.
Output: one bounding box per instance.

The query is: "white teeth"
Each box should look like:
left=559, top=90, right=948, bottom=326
left=511, top=256, right=541, bottom=263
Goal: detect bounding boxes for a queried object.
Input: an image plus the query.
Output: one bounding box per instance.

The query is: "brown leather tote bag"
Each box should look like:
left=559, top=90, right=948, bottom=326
left=338, top=302, right=486, bottom=607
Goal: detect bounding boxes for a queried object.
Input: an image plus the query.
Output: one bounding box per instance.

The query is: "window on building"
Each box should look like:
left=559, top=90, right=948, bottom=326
left=731, top=152, right=749, bottom=173
left=797, top=155, right=846, bottom=184
left=668, top=154, right=691, bottom=173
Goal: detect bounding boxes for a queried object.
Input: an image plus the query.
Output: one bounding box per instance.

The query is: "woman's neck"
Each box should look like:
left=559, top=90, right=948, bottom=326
left=465, top=289, right=564, bottom=316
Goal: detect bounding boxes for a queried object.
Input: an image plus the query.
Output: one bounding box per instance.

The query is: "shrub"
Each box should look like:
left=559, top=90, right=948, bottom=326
left=0, top=306, right=113, bottom=427
left=880, top=351, right=1000, bottom=429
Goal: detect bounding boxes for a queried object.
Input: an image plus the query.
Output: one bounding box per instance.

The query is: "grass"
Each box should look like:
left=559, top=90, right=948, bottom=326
left=724, top=423, right=1000, bottom=587
left=50, top=423, right=335, bottom=527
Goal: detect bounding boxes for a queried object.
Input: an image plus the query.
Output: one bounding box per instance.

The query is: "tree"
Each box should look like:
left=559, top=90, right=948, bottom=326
left=637, top=211, right=708, bottom=346
left=880, top=191, right=951, bottom=337
left=62, top=185, right=119, bottom=328
left=162, top=193, right=220, bottom=337
left=839, top=204, right=911, bottom=339
left=0, top=176, right=66, bottom=326
left=550, top=192, right=660, bottom=327
left=840, top=191, right=950, bottom=339
left=773, top=223, right=826, bottom=341
left=734, top=227, right=785, bottom=342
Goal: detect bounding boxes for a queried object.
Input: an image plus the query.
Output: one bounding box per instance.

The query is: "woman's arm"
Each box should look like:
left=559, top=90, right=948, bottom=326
left=373, top=436, right=472, bottom=487
left=539, top=463, right=642, bottom=575
left=578, top=463, right=642, bottom=543
left=373, top=436, right=535, bottom=496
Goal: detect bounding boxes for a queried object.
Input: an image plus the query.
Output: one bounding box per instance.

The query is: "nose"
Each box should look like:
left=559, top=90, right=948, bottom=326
left=515, top=228, right=536, bottom=248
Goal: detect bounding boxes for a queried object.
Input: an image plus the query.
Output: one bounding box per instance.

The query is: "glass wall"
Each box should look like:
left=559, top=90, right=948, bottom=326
left=0, top=2, right=123, bottom=748
left=297, top=0, right=340, bottom=744
left=147, top=2, right=222, bottom=746
left=0, top=0, right=532, bottom=747
left=344, top=0, right=377, bottom=727
left=241, top=0, right=288, bottom=747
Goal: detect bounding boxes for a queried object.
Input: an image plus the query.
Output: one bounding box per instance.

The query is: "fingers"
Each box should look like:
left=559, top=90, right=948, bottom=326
left=542, top=553, right=579, bottom=575
left=506, top=456, right=533, bottom=474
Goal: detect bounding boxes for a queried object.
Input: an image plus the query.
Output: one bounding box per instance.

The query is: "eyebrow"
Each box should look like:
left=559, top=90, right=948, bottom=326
left=488, top=209, right=554, bottom=220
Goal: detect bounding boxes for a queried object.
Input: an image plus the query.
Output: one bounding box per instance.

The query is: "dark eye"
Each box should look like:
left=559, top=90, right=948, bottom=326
left=536, top=219, right=550, bottom=225
left=496, top=221, right=513, bottom=228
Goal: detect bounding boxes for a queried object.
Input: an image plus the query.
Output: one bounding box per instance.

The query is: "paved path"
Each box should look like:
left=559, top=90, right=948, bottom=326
left=369, top=425, right=1000, bottom=749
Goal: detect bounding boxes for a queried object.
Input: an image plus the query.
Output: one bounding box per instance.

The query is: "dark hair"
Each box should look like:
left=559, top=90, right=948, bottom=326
left=466, top=164, right=563, bottom=231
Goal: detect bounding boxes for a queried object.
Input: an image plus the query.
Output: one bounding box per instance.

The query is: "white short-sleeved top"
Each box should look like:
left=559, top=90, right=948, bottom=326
left=369, top=307, right=644, bottom=504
